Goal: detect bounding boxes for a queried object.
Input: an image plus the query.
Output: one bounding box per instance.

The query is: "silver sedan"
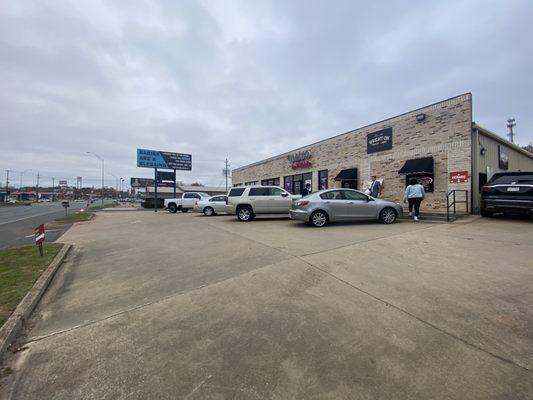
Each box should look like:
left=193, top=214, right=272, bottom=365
left=193, top=195, right=228, bottom=216
left=289, top=189, right=402, bottom=227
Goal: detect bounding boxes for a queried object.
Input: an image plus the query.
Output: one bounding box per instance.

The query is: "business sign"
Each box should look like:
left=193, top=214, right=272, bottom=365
left=450, top=171, right=469, bottom=183
left=137, top=149, right=192, bottom=170
left=130, top=177, right=155, bottom=187
left=406, top=173, right=434, bottom=193
left=59, top=180, right=68, bottom=186
left=288, top=150, right=312, bottom=170
left=157, top=171, right=175, bottom=182
left=367, top=128, right=393, bottom=154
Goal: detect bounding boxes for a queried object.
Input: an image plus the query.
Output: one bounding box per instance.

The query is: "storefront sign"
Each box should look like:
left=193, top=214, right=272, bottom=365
left=367, top=128, right=393, bottom=154
left=288, top=150, right=312, bottom=170
left=449, top=171, right=469, bottom=183
left=137, top=149, right=192, bottom=170
left=406, top=173, right=434, bottom=193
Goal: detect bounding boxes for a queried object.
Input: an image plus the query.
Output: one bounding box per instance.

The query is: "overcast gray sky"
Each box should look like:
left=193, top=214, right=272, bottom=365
left=1, top=0, right=532, bottom=188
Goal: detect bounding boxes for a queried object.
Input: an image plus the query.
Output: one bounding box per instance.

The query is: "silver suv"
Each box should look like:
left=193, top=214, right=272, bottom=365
left=226, top=186, right=295, bottom=221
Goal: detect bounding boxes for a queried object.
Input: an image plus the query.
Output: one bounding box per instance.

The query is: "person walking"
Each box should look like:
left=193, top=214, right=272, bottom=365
left=403, top=178, right=425, bottom=221
left=302, top=183, right=311, bottom=196
left=369, top=176, right=381, bottom=198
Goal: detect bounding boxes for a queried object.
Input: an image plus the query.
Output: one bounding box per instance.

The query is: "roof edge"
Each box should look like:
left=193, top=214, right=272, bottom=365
left=473, top=123, right=533, bottom=160
left=233, top=92, right=472, bottom=172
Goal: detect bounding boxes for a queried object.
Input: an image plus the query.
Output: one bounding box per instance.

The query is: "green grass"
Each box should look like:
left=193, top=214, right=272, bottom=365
left=54, top=211, right=94, bottom=223
left=0, top=243, right=63, bottom=327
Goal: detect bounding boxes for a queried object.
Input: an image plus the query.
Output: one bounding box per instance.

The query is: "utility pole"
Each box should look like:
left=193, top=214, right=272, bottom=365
left=36, top=172, right=40, bottom=201
left=52, top=177, right=56, bottom=202
left=507, top=118, right=516, bottom=143
left=224, top=158, right=230, bottom=192
left=4, top=170, right=12, bottom=203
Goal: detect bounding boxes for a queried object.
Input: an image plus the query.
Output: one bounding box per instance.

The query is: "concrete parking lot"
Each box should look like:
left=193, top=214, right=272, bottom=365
left=1, top=211, right=533, bottom=399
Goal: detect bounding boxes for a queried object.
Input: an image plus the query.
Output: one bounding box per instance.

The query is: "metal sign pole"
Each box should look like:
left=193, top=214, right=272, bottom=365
left=154, top=168, right=158, bottom=212
left=173, top=169, right=176, bottom=198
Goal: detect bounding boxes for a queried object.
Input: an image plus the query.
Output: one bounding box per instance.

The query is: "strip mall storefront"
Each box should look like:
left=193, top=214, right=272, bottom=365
left=232, top=93, right=533, bottom=213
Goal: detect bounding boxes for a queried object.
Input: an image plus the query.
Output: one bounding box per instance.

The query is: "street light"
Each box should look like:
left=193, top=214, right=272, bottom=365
left=87, top=152, right=104, bottom=206
left=107, top=172, right=119, bottom=199
left=20, top=169, right=32, bottom=189
left=120, top=177, right=124, bottom=199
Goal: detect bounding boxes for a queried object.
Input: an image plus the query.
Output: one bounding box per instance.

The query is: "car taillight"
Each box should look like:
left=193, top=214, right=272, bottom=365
left=296, top=200, right=310, bottom=206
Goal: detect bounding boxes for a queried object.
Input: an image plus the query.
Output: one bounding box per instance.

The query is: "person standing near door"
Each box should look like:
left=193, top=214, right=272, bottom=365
left=369, top=176, right=381, bottom=198
left=403, top=177, right=425, bottom=221
left=302, top=183, right=311, bottom=197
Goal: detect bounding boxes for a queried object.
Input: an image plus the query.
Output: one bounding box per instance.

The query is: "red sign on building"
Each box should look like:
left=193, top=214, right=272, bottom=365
left=450, top=171, right=469, bottom=183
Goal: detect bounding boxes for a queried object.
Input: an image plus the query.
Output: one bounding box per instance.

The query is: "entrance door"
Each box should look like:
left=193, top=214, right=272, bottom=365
left=341, top=180, right=357, bottom=189
left=292, top=174, right=303, bottom=194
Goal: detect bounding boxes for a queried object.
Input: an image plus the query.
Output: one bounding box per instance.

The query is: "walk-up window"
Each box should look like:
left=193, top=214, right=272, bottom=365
left=334, top=168, right=357, bottom=189
left=318, top=170, right=328, bottom=190
left=261, top=177, right=280, bottom=186
left=284, top=172, right=312, bottom=194
left=398, top=157, right=434, bottom=192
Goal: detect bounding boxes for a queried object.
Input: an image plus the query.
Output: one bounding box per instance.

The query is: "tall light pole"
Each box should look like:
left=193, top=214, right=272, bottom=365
left=120, top=178, right=124, bottom=199
left=20, top=169, right=32, bottom=189
left=108, top=172, right=119, bottom=199
left=87, top=152, right=104, bottom=206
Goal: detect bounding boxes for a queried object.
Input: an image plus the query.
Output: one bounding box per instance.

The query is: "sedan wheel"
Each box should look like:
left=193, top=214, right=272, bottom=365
left=204, top=207, right=214, bottom=216
left=379, top=208, right=397, bottom=224
left=310, top=210, right=328, bottom=227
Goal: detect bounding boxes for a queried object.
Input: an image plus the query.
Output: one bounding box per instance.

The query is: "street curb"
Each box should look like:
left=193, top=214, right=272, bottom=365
left=0, top=244, right=72, bottom=361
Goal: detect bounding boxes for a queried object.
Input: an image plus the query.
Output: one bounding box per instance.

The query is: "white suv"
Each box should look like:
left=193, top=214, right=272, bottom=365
left=226, top=186, right=296, bottom=221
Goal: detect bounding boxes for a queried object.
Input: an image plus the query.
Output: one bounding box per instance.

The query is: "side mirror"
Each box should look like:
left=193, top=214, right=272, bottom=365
left=366, top=196, right=374, bottom=202
left=281, top=192, right=289, bottom=197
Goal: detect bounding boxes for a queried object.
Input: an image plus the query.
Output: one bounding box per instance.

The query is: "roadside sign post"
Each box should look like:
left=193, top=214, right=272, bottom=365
left=34, top=224, right=45, bottom=256
left=173, top=169, right=176, bottom=198
left=154, top=168, right=158, bottom=213
left=136, top=149, right=192, bottom=213
left=62, top=200, right=70, bottom=216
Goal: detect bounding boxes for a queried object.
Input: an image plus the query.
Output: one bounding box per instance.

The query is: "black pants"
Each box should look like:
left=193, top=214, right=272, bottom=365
left=408, top=198, right=422, bottom=217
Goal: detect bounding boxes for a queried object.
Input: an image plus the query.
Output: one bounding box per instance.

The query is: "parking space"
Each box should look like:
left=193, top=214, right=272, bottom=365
left=2, top=211, right=533, bottom=399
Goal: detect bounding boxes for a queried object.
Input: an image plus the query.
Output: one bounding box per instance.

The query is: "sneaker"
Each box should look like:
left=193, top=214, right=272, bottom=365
left=414, top=216, right=419, bottom=222
left=409, top=212, right=412, bottom=217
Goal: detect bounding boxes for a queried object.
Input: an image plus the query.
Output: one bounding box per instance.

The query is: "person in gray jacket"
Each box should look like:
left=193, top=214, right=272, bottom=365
left=369, top=176, right=381, bottom=198
left=403, top=177, right=425, bottom=221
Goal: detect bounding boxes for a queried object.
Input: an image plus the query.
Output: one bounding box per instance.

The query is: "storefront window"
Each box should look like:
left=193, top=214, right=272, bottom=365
left=260, top=177, right=280, bottom=186
left=284, top=172, right=312, bottom=194
left=244, top=181, right=258, bottom=186
left=318, top=170, right=328, bottom=190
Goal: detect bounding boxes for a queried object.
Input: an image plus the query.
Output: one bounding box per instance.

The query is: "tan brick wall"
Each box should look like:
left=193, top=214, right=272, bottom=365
left=233, top=94, right=473, bottom=212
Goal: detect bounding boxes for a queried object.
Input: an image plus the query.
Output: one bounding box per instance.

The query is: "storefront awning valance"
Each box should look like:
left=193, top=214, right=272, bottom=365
left=398, top=157, right=434, bottom=174
left=334, top=168, right=357, bottom=181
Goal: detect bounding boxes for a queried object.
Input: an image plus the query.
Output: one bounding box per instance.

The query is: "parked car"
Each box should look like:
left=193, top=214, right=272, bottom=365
left=226, top=186, right=298, bottom=221
left=481, top=171, right=533, bottom=217
left=164, top=192, right=211, bottom=213
left=289, top=188, right=402, bottom=227
left=194, top=195, right=228, bottom=216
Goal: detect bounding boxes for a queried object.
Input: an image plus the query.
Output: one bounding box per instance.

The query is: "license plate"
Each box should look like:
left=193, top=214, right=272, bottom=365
left=507, top=187, right=520, bottom=192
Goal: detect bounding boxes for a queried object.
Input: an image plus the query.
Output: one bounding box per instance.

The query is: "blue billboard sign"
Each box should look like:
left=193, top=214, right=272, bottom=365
left=136, top=149, right=192, bottom=170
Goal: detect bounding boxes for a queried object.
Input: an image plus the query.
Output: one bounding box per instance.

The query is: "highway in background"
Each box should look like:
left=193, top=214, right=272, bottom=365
left=0, top=201, right=110, bottom=249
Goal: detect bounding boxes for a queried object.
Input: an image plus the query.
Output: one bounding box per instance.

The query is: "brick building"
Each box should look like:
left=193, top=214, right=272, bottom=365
left=232, top=93, right=533, bottom=213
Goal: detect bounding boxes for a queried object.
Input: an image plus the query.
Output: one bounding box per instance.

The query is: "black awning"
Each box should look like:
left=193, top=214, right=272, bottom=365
left=334, top=168, right=357, bottom=181
left=398, top=157, right=434, bottom=174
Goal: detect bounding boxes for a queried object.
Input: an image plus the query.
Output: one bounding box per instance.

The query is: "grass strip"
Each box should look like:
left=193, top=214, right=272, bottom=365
left=0, top=243, right=63, bottom=327
left=54, top=212, right=94, bottom=223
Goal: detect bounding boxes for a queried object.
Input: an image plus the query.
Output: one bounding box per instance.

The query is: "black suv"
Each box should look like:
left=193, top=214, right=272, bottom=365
left=481, top=172, right=533, bottom=217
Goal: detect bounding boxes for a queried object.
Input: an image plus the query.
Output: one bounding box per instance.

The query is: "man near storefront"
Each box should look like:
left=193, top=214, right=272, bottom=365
left=302, top=183, right=311, bottom=196
left=369, top=176, right=381, bottom=198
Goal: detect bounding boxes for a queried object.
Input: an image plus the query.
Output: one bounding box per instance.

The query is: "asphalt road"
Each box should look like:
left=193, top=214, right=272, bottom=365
left=0, top=201, right=110, bottom=249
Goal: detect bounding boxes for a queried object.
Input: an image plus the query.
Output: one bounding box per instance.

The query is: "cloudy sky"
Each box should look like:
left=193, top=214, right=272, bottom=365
left=1, top=0, right=532, bottom=188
